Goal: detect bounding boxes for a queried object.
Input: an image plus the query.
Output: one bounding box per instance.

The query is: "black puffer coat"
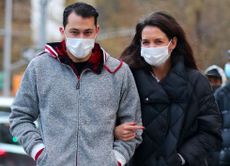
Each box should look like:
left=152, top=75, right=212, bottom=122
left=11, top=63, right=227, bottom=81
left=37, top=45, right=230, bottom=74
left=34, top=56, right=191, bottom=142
left=129, top=56, right=222, bottom=166
left=215, top=82, right=230, bottom=166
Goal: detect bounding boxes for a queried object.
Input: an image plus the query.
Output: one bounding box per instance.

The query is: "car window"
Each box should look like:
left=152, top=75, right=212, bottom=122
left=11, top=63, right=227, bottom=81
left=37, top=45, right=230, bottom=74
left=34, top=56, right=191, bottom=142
left=0, top=97, right=13, bottom=113
left=0, top=107, right=11, bottom=112
left=0, top=122, right=19, bottom=145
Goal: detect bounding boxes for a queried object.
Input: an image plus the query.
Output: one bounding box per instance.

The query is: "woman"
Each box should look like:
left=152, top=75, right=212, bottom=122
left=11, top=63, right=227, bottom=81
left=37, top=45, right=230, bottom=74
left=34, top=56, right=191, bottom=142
left=115, top=12, right=222, bottom=166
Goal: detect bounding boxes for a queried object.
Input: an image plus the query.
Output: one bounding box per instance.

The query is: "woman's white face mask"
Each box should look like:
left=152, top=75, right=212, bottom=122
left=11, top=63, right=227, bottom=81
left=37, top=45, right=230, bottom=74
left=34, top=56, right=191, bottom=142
left=141, top=40, right=172, bottom=66
left=65, top=36, right=95, bottom=59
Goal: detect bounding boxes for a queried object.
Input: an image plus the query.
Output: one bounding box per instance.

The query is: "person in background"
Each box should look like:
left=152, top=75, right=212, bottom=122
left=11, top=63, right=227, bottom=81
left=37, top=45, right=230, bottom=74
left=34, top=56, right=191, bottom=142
left=224, top=50, right=230, bottom=79
left=115, top=11, right=222, bottom=166
left=204, top=65, right=227, bottom=92
left=214, top=52, right=230, bottom=166
left=9, top=2, right=142, bottom=166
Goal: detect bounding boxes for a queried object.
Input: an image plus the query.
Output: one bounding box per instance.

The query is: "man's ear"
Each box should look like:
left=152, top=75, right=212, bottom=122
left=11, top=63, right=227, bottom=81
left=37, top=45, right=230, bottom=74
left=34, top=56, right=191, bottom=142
left=96, top=25, right=100, bottom=34
left=59, top=27, right=65, bottom=38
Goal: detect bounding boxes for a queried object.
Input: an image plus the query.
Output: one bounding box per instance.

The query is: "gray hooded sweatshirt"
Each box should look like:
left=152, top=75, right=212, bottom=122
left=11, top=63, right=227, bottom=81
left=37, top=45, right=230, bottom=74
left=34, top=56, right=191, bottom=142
left=9, top=44, right=142, bottom=166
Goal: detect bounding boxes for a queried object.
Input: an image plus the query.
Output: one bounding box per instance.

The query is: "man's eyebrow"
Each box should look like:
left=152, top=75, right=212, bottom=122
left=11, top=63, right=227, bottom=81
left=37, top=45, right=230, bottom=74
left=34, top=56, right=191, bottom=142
left=68, top=28, right=80, bottom=31
left=68, top=28, right=94, bottom=31
left=84, top=29, right=94, bottom=31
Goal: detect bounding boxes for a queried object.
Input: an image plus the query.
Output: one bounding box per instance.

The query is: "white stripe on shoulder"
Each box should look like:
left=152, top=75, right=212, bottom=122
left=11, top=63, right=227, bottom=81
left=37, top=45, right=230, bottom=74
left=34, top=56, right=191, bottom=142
left=45, top=44, right=58, bottom=57
left=101, top=48, right=109, bottom=62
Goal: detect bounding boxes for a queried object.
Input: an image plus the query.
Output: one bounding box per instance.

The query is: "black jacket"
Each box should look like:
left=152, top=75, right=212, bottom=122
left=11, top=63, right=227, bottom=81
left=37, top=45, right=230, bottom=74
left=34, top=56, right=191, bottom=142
left=129, top=56, right=222, bottom=166
left=215, top=82, right=230, bottom=166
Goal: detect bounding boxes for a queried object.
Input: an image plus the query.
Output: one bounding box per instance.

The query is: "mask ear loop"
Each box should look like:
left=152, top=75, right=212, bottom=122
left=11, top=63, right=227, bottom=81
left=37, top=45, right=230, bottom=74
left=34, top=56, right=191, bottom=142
left=167, top=39, right=172, bottom=47
left=167, top=39, right=174, bottom=54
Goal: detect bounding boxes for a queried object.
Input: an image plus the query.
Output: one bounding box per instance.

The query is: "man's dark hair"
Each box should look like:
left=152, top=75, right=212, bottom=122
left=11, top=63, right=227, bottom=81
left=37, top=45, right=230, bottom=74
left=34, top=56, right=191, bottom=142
left=63, top=2, right=99, bottom=27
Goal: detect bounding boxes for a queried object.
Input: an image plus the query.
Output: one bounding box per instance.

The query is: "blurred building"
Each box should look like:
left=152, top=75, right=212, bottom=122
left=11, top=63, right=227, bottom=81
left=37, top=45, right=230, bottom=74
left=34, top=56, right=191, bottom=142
left=0, top=0, right=31, bottom=95
left=31, top=0, right=64, bottom=44
left=0, top=0, right=31, bottom=71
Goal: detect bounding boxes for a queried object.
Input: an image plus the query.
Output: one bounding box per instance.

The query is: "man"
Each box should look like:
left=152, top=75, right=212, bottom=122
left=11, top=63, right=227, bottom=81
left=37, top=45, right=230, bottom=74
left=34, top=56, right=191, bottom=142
left=9, top=2, right=142, bottom=166
left=204, top=65, right=226, bottom=92
left=215, top=54, right=230, bottom=166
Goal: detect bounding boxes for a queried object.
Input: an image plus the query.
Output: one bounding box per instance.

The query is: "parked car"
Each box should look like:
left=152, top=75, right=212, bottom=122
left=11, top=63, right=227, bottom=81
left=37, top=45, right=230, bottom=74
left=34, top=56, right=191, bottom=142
left=0, top=97, right=36, bottom=166
left=0, top=97, right=13, bottom=112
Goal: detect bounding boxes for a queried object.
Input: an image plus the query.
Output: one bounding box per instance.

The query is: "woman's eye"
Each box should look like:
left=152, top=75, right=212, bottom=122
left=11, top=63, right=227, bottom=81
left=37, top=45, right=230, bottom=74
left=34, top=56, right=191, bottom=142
left=155, top=40, right=163, bottom=44
left=142, top=41, right=149, bottom=45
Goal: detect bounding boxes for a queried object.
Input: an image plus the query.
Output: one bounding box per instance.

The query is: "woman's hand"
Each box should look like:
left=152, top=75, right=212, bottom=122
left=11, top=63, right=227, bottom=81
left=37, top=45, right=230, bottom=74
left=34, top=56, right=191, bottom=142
left=115, top=122, right=144, bottom=141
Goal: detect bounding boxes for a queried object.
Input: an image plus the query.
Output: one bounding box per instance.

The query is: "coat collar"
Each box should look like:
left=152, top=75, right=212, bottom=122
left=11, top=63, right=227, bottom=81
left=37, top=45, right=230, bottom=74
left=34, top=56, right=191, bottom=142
left=160, top=55, right=189, bottom=103
left=134, top=55, right=191, bottom=104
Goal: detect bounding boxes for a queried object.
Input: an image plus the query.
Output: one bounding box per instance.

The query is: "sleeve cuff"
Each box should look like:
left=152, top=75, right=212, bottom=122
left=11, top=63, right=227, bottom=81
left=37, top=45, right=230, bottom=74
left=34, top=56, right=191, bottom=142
left=113, top=150, right=126, bottom=166
left=177, top=153, right=186, bottom=165
left=31, top=143, right=45, bottom=160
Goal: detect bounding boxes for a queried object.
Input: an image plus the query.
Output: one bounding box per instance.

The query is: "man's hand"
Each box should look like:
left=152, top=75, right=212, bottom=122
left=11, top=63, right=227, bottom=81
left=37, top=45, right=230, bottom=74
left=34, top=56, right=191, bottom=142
left=115, top=122, right=144, bottom=141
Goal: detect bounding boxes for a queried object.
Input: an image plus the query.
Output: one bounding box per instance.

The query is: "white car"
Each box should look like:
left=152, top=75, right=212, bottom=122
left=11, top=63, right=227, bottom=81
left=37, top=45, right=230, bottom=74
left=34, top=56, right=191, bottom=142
left=0, top=97, right=14, bottom=112
left=0, top=97, right=35, bottom=166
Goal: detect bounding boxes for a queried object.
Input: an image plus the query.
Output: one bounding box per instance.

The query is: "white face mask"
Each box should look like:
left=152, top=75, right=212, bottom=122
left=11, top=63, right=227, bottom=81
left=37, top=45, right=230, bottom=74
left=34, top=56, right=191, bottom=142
left=141, top=41, right=172, bottom=66
left=66, top=37, right=95, bottom=59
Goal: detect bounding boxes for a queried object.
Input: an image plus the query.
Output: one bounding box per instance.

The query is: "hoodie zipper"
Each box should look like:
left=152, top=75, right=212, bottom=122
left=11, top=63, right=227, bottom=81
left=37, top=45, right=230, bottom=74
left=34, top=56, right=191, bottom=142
left=76, top=79, right=80, bottom=89
left=61, top=64, right=82, bottom=165
left=76, top=76, right=81, bottom=166
left=74, top=69, right=89, bottom=166
left=61, top=63, right=92, bottom=165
